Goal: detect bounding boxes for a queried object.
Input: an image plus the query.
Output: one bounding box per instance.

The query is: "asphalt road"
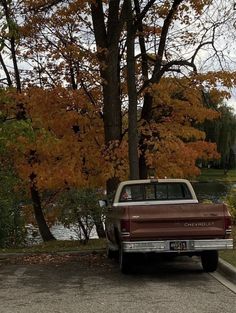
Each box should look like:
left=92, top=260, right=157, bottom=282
left=0, top=254, right=236, bottom=313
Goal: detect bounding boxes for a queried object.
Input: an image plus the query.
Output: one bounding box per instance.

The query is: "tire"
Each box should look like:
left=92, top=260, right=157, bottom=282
left=119, top=249, right=132, bottom=274
left=107, top=246, right=119, bottom=260
left=201, top=250, right=218, bottom=272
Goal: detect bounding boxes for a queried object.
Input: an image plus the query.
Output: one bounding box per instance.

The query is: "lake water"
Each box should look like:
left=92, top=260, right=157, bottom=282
left=192, top=181, right=236, bottom=203
left=26, top=182, right=236, bottom=244
left=26, top=223, right=98, bottom=245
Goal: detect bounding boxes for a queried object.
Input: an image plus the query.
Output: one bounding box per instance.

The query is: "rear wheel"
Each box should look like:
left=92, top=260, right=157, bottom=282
left=201, top=250, right=218, bottom=272
left=119, top=249, right=132, bottom=274
left=107, top=246, right=119, bottom=260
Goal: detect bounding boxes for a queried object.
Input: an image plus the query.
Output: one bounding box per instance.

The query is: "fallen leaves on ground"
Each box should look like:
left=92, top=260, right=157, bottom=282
left=2, top=252, right=114, bottom=270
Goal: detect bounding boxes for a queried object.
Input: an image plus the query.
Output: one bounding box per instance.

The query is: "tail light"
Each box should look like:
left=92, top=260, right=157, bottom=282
left=120, top=219, right=130, bottom=240
left=224, top=215, right=232, bottom=236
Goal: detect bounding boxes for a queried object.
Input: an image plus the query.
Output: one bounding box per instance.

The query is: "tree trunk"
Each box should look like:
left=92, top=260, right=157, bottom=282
left=139, top=93, right=154, bottom=178
left=91, top=0, right=125, bottom=194
left=1, top=0, right=21, bottom=92
left=10, top=36, right=21, bottom=92
left=30, top=174, right=56, bottom=242
left=126, top=0, right=139, bottom=179
left=94, top=219, right=106, bottom=239
left=91, top=0, right=122, bottom=144
left=78, top=219, right=89, bottom=243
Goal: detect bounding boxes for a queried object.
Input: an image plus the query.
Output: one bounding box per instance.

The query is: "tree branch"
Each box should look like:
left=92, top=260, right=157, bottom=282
left=0, top=52, right=12, bottom=87
left=134, top=0, right=149, bottom=81
left=27, top=0, right=66, bottom=12
left=152, top=0, right=183, bottom=82
left=134, top=0, right=156, bottom=24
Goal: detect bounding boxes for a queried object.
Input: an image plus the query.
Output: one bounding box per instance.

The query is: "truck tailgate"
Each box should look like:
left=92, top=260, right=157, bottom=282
left=127, top=203, right=226, bottom=240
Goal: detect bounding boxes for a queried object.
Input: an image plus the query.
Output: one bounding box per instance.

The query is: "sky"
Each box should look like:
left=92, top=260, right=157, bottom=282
left=228, top=94, right=236, bottom=112
left=1, top=0, right=236, bottom=115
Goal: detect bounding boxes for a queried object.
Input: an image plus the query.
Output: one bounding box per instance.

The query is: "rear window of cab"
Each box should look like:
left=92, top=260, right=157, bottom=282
left=119, top=183, right=192, bottom=202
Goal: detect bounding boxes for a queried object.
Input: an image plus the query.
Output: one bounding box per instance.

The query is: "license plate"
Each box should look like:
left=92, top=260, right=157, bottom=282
left=170, top=241, right=187, bottom=251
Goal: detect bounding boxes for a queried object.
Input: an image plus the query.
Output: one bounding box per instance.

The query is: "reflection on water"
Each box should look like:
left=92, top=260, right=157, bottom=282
left=26, top=223, right=97, bottom=245
left=191, top=182, right=236, bottom=203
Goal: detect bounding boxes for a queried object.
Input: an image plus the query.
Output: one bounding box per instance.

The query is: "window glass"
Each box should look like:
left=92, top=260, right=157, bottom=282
left=155, top=184, right=168, bottom=200
left=119, top=182, right=192, bottom=202
left=144, top=184, right=155, bottom=200
left=168, top=184, right=183, bottom=199
left=120, top=186, right=132, bottom=201
left=120, top=185, right=143, bottom=201
left=182, top=184, right=192, bottom=199
left=131, top=185, right=143, bottom=200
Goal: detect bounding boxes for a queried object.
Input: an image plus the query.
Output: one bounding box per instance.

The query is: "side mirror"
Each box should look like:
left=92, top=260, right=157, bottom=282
left=99, top=200, right=107, bottom=207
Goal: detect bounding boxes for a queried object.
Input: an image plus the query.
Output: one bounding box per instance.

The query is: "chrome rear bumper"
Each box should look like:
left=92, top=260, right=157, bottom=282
left=122, top=239, right=233, bottom=253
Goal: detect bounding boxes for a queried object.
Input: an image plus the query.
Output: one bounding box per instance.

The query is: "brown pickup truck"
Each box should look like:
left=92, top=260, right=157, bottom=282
left=105, top=179, right=233, bottom=274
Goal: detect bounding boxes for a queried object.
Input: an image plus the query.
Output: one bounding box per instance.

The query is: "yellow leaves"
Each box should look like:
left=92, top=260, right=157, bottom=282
left=155, top=1, right=171, bottom=19
left=188, top=0, right=213, bottom=15
left=2, top=86, right=111, bottom=191
left=21, top=204, right=35, bottom=225
left=145, top=139, right=199, bottom=178
left=15, top=135, right=28, bottom=145
left=101, top=140, right=129, bottom=181
left=161, top=123, right=206, bottom=141
left=189, top=141, right=220, bottom=161
left=151, top=78, right=220, bottom=124
left=142, top=26, right=162, bottom=37
left=144, top=138, right=218, bottom=179
left=142, top=77, right=221, bottom=178
left=195, top=71, right=236, bottom=90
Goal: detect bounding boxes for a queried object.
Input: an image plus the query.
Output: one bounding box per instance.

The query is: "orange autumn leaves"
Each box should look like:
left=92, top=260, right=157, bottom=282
left=4, top=77, right=220, bottom=191
left=140, top=78, right=220, bottom=178
left=6, top=87, right=127, bottom=191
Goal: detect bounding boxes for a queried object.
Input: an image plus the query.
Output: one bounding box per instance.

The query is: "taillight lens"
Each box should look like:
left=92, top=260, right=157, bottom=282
left=120, top=219, right=130, bottom=240
left=224, top=215, right=232, bottom=236
left=120, top=219, right=130, bottom=232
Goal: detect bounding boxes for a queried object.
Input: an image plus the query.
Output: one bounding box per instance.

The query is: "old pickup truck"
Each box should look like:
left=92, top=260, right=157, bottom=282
left=105, top=178, right=233, bottom=274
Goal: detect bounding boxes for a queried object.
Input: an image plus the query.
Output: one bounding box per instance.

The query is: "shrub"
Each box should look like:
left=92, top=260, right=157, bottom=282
left=0, top=169, right=27, bottom=248
left=0, top=198, right=27, bottom=248
left=58, top=188, right=105, bottom=243
left=226, top=188, right=236, bottom=224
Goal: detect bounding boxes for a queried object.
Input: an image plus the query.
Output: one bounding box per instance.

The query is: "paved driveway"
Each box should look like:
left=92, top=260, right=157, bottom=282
left=0, top=253, right=236, bottom=313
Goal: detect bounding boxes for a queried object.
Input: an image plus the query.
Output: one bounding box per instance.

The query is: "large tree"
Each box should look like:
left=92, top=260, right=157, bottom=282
left=1, top=0, right=236, bottom=192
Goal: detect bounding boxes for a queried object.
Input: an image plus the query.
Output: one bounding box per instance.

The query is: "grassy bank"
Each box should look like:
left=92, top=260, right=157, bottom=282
left=219, top=250, right=236, bottom=267
left=0, top=238, right=106, bottom=254
left=219, top=225, right=236, bottom=266
left=197, top=168, right=236, bottom=182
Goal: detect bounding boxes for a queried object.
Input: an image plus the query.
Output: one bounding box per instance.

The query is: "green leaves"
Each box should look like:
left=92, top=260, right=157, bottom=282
left=58, top=188, right=104, bottom=242
left=226, top=188, right=236, bottom=224
left=0, top=119, right=34, bottom=153
left=203, top=103, right=236, bottom=169
left=0, top=166, right=27, bottom=248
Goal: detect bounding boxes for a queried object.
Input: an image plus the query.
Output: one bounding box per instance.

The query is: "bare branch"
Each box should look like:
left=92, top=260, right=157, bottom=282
left=0, top=52, right=12, bottom=87
left=152, top=0, right=183, bottom=82
left=26, top=0, right=67, bottom=13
